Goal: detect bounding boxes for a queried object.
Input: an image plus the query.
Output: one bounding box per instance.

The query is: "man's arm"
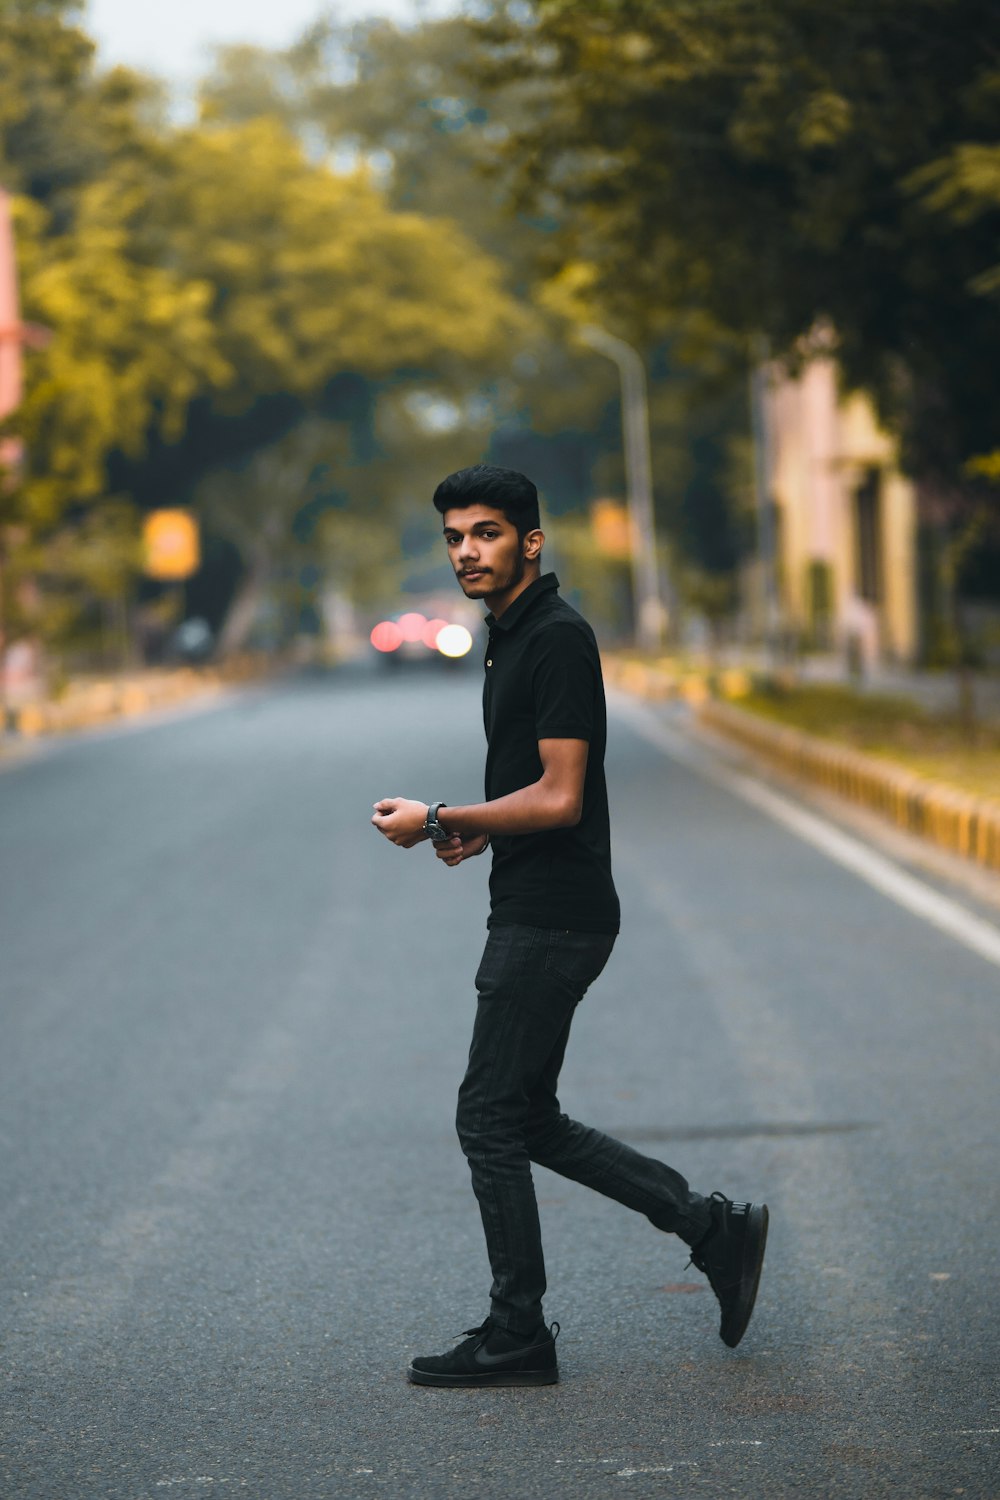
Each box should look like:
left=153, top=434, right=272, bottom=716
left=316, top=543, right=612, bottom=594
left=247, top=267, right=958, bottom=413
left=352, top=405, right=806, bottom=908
left=371, top=737, right=589, bottom=847
left=440, top=737, right=587, bottom=835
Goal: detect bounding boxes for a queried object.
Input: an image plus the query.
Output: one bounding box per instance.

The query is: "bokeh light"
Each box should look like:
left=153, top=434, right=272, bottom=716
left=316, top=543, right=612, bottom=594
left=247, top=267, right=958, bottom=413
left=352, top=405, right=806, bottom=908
left=421, top=617, right=449, bottom=649
left=436, top=624, right=474, bottom=658
left=370, top=620, right=403, bottom=653
left=397, top=612, right=428, bottom=643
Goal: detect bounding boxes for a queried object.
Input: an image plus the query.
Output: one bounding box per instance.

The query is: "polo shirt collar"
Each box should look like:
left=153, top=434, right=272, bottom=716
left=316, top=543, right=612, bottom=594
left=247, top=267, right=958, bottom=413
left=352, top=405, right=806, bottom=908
left=485, top=572, right=560, bottom=633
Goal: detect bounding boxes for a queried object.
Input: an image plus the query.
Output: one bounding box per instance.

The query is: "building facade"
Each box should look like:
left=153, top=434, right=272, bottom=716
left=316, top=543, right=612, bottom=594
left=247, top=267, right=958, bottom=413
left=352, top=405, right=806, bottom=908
left=760, top=346, right=918, bottom=668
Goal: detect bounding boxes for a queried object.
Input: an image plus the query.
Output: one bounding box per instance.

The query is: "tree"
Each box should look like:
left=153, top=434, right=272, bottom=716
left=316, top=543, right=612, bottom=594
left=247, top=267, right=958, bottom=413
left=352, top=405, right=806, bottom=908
left=483, top=0, right=1000, bottom=652
left=11, top=188, right=225, bottom=527
left=124, top=114, right=529, bottom=649
left=1, top=2, right=209, bottom=670
left=143, top=116, right=526, bottom=397
left=1, top=3, right=532, bottom=663
left=199, top=17, right=755, bottom=631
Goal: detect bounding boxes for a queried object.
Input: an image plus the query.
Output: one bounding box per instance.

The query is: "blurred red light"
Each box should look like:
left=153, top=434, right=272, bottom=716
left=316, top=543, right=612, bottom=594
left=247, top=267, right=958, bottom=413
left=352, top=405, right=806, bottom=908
left=370, top=620, right=403, bottom=652
left=422, top=617, right=449, bottom=649
left=397, top=612, right=428, bottom=643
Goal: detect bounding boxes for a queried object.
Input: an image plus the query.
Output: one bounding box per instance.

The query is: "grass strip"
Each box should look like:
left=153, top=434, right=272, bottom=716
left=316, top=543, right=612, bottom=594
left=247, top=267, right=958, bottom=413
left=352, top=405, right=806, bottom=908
left=739, top=685, right=1000, bottom=803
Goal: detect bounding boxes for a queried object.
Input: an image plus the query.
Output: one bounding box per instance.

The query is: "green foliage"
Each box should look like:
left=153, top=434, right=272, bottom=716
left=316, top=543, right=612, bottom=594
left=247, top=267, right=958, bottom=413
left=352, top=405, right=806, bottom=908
left=1, top=3, right=534, bottom=662
left=199, top=15, right=754, bottom=598
left=130, top=117, right=527, bottom=400
left=486, top=0, right=1000, bottom=498
left=12, top=190, right=225, bottom=526
left=740, top=680, right=1000, bottom=798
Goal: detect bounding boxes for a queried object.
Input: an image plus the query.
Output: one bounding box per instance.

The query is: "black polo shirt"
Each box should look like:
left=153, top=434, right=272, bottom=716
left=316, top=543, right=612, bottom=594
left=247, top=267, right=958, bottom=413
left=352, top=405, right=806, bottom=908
left=482, top=572, right=620, bottom=934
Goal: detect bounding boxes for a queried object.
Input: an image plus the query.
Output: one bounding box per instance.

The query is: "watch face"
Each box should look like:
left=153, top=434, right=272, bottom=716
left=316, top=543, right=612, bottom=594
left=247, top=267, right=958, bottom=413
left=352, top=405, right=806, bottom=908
left=430, top=826, right=450, bottom=843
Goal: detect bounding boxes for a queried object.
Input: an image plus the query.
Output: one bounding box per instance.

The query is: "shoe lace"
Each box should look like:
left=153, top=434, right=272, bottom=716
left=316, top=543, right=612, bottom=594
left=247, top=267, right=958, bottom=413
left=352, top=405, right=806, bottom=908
left=458, top=1318, right=561, bottom=1344
left=684, top=1191, right=729, bottom=1273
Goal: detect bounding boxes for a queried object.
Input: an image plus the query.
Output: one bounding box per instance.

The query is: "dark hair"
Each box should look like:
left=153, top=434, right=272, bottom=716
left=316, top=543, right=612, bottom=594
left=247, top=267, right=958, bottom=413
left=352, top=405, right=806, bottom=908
left=432, top=463, right=540, bottom=540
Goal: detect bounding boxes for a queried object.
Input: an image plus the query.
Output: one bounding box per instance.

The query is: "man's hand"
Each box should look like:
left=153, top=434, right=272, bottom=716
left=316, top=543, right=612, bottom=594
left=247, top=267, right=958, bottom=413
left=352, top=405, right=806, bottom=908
left=372, top=797, right=429, bottom=847
left=434, top=832, right=490, bottom=868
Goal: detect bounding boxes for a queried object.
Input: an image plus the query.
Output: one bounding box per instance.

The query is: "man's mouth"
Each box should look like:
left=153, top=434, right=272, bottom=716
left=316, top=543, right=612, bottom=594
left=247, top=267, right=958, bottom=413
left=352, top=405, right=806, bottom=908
left=460, top=570, right=488, bottom=580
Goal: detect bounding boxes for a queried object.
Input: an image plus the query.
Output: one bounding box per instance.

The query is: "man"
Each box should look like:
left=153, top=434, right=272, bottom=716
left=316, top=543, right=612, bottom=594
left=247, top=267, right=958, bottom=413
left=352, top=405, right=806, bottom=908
left=372, top=463, right=767, bottom=1388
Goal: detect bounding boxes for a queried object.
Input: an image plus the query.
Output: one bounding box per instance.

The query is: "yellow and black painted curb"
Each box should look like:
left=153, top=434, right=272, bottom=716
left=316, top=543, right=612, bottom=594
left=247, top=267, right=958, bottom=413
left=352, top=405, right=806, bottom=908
left=601, top=654, right=751, bottom=707
left=602, top=654, right=1000, bottom=876
left=700, top=699, right=1000, bottom=875
left=5, top=654, right=274, bottom=740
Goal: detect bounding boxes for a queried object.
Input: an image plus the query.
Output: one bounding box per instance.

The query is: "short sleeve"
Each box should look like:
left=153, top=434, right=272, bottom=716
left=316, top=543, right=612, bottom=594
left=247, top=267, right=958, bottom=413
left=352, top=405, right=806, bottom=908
left=531, top=622, right=597, bottom=742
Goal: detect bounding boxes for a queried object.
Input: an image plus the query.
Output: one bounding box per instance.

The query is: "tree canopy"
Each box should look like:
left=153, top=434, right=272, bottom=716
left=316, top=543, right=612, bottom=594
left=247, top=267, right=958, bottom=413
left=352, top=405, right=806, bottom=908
left=1, top=1, right=531, bottom=662
left=199, top=14, right=755, bottom=623
left=484, top=0, right=1000, bottom=501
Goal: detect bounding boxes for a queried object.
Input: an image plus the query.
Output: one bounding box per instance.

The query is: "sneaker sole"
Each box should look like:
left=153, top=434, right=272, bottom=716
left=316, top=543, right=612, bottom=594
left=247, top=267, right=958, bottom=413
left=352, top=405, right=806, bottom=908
left=407, top=1365, right=558, bottom=1388
left=723, top=1202, right=768, bottom=1348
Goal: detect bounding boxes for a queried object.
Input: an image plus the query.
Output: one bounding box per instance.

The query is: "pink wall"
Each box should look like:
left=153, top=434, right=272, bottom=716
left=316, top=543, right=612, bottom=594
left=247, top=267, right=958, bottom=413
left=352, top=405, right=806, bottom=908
left=0, top=188, right=23, bottom=423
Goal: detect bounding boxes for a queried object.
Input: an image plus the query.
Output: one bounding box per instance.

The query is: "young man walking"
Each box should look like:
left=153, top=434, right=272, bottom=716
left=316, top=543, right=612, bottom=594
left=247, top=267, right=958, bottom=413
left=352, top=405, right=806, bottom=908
left=372, top=464, right=767, bottom=1388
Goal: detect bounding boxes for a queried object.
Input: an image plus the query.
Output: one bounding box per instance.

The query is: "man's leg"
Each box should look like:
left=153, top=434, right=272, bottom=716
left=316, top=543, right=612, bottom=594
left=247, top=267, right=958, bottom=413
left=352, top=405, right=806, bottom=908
left=455, top=924, right=585, bottom=1336
left=522, top=931, right=767, bottom=1349
left=521, top=930, right=711, bottom=1248
left=448, top=924, right=765, bottom=1360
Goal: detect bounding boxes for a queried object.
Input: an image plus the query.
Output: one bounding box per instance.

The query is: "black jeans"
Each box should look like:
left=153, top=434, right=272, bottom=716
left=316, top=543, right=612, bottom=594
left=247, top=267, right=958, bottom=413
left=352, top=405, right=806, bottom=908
left=456, top=923, right=712, bottom=1335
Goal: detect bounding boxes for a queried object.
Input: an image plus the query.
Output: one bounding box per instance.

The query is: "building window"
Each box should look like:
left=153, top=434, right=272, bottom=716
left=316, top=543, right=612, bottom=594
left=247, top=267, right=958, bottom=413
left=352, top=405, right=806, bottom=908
left=854, top=468, right=882, bottom=604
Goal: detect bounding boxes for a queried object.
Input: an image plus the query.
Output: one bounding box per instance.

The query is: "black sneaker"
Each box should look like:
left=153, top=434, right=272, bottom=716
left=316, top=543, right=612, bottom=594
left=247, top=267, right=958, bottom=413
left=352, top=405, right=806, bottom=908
left=407, top=1319, right=560, bottom=1387
left=688, top=1192, right=769, bottom=1348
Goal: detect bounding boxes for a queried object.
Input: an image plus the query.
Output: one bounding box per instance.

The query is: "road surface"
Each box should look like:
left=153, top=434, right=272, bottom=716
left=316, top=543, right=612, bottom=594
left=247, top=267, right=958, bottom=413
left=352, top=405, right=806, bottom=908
left=1, top=665, right=998, bottom=1498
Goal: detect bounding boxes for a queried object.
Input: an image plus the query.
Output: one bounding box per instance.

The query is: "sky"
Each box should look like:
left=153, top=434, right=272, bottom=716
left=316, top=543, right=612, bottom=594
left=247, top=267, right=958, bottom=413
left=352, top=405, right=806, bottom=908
left=87, top=0, right=461, bottom=86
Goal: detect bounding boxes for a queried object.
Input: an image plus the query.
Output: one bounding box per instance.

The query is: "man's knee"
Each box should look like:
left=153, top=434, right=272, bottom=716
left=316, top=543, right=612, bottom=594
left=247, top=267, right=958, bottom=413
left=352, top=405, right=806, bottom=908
left=523, top=1107, right=567, bottom=1162
left=455, top=1092, right=477, bottom=1155
left=456, top=1090, right=527, bottom=1163
left=456, top=1086, right=497, bottom=1156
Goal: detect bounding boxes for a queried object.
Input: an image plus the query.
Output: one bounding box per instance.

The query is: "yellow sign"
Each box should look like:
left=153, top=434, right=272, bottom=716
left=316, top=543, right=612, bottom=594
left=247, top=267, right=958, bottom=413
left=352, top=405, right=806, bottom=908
left=591, top=499, right=632, bottom=560
left=143, top=509, right=200, bottom=580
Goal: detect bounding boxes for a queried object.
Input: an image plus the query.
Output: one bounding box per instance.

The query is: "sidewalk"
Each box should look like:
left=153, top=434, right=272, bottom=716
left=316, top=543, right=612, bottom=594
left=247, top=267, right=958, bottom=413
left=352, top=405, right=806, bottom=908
left=0, top=653, right=276, bottom=745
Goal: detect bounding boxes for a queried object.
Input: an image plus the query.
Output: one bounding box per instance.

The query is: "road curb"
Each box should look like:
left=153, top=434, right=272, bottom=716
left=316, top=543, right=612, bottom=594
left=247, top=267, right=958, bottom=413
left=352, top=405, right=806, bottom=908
left=601, top=654, right=751, bottom=707
left=696, top=698, right=1000, bottom=874
left=602, top=653, right=1000, bottom=875
left=6, top=654, right=274, bottom=739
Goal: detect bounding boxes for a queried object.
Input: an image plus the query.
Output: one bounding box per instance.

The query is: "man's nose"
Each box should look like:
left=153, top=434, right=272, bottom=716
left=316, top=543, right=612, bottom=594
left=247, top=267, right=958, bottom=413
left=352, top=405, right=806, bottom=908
left=458, top=539, right=479, bottom=562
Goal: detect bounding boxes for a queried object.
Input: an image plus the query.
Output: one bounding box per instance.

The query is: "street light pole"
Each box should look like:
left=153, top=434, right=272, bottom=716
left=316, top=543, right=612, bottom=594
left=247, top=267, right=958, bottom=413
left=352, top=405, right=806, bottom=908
left=578, top=324, right=668, bottom=653
left=749, top=336, right=780, bottom=666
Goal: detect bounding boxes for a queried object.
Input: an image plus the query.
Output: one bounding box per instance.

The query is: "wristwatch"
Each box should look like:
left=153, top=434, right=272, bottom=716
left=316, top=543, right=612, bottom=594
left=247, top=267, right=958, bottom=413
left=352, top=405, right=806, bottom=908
left=423, top=801, right=450, bottom=842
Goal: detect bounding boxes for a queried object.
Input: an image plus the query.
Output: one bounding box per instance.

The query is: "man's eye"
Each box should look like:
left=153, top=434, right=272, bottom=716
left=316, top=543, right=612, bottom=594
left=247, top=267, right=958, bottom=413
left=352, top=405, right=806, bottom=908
left=481, top=532, right=498, bottom=540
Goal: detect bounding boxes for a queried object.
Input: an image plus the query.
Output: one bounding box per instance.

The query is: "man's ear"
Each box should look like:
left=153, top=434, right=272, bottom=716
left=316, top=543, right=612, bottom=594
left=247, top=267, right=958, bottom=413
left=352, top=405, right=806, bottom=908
left=523, top=528, right=544, bottom=561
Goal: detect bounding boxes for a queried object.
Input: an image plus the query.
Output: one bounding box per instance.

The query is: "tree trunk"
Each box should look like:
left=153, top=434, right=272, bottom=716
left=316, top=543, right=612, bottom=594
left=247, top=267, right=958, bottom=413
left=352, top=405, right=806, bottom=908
left=217, top=549, right=271, bottom=657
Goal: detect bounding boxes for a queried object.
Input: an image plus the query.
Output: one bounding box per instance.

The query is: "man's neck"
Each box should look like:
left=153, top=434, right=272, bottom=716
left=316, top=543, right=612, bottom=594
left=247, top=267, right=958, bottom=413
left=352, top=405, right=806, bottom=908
left=485, top=567, right=542, bottom=620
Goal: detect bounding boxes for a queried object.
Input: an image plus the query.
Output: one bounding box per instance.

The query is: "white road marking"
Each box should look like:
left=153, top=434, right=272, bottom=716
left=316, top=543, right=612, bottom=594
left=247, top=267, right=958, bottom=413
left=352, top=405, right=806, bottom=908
left=611, top=695, right=1000, bottom=973
left=615, top=1466, right=693, bottom=1476
left=155, top=1481, right=243, bottom=1490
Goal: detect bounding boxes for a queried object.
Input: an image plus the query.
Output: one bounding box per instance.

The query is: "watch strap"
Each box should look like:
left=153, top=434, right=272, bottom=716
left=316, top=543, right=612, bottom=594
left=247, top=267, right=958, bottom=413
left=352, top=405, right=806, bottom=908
left=424, top=801, right=449, bottom=841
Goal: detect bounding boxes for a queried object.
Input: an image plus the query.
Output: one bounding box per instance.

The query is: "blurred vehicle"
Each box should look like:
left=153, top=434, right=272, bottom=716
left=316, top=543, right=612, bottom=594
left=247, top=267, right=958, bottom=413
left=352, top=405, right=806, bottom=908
left=368, top=596, right=482, bottom=669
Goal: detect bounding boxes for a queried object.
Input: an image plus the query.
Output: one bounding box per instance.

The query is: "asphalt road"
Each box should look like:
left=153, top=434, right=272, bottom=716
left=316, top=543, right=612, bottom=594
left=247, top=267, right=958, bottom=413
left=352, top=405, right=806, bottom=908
left=1, top=664, right=998, bottom=1500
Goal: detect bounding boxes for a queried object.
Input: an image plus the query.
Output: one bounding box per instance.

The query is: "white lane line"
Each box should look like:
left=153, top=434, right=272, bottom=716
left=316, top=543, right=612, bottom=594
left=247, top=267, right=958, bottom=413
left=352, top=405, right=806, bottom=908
left=611, top=694, right=1000, bottom=973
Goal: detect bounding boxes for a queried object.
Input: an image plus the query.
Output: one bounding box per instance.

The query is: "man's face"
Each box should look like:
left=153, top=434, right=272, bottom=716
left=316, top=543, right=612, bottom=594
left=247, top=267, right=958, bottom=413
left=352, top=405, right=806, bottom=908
left=442, top=504, right=533, bottom=600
